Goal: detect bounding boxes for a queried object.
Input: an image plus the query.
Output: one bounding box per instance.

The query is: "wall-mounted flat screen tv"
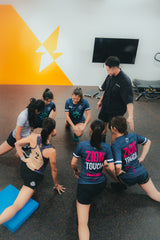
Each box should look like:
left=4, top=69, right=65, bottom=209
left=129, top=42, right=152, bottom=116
left=92, top=38, right=139, bottom=64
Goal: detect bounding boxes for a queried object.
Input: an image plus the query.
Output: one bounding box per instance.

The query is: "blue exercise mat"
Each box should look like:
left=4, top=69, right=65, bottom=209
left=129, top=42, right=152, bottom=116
left=0, top=184, right=39, bottom=232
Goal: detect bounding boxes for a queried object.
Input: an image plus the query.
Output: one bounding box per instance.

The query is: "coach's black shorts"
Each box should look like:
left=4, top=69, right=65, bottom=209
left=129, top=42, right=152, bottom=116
left=77, top=181, right=106, bottom=205
left=98, top=109, right=126, bottom=128
left=7, top=131, right=16, bottom=148
left=20, top=162, right=44, bottom=190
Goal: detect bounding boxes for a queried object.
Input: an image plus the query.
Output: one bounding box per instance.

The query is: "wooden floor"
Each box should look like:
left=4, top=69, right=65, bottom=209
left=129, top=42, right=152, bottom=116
left=0, top=85, right=160, bottom=240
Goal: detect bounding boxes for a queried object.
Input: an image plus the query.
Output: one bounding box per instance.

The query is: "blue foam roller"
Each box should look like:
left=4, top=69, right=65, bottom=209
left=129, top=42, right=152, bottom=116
left=0, top=184, right=39, bottom=232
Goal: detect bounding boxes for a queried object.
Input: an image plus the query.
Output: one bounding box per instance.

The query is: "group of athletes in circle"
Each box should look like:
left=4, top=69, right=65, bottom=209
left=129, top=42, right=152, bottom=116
left=0, top=87, right=160, bottom=240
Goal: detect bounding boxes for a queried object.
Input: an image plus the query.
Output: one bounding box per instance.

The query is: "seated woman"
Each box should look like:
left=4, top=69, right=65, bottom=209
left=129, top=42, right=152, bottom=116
left=71, top=119, right=116, bottom=240
left=111, top=116, right=160, bottom=201
left=0, top=98, right=45, bottom=158
left=65, top=88, right=91, bottom=141
left=0, top=118, right=65, bottom=225
left=35, top=88, right=57, bottom=128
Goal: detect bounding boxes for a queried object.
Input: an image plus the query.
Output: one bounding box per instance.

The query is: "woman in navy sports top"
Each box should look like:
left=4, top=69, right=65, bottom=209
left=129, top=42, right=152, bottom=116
left=65, top=88, right=91, bottom=142
left=71, top=119, right=116, bottom=240
left=35, top=88, right=57, bottom=128
left=0, top=118, right=65, bottom=225
left=111, top=116, right=160, bottom=201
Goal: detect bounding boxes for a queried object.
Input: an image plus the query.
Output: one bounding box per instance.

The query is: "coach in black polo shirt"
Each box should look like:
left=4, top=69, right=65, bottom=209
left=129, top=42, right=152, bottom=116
left=97, top=56, right=134, bottom=140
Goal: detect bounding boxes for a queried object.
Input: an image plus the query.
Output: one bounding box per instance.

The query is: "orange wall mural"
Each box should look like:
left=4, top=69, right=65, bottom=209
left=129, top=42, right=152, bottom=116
left=0, top=5, right=72, bottom=85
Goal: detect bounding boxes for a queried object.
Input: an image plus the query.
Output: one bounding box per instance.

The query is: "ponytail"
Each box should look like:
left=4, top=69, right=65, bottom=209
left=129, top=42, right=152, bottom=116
left=90, top=120, right=105, bottom=150
left=27, top=98, right=45, bottom=127
left=41, top=118, right=56, bottom=145
left=41, top=128, right=49, bottom=145
left=43, top=88, right=54, bottom=100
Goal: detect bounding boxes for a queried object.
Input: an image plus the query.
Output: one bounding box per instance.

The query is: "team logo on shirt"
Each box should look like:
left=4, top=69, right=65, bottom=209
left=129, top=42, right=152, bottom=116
left=125, top=138, right=129, bottom=143
left=40, top=112, right=48, bottom=120
left=72, top=111, right=81, bottom=118
left=46, top=106, right=52, bottom=111
left=85, top=151, right=104, bottom=170
left=30, top=181, right=36, bottom=187
left=78, top=105, right=83, bottom=110
left=123, top=141, right=138, bottom=164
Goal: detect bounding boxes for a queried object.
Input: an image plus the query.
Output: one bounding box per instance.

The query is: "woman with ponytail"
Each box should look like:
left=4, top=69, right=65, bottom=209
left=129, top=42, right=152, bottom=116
left=111, top=116, right=160, bottom=201
left=0, top=98, right=44, bottom=157
left=71, top=119, right=116, bottom=240
left=0, top=118, right=65, bottom=225
left=35, top=88, right=56, bottom=128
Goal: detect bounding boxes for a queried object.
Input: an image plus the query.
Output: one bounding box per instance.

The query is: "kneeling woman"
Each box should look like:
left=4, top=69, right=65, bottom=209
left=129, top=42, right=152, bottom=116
left=111, top=116, right=160, bottom=202
left=71, top=119, right=115, bottom=240
left=0, top=118, right=65, bottom=225
left=65, top=88, right=91, bottom=142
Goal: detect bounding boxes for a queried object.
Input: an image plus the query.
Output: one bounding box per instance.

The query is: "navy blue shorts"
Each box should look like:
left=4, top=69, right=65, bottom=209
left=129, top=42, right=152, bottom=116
left=117, top=167, right=149, bottom=186
left=77, top=181, right=106, bottom=205
left=7, top=131, right=16, bottom=148
left=20, top=162, right=44, bottom=190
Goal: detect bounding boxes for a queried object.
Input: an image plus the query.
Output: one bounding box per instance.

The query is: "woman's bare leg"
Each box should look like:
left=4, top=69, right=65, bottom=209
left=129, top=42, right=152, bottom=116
left=0, top=141, right=13, bottom=155
left=76, top=200, right=90, bottom=240
left=0, top=185, right=34, bottom=224
left=140, top=178, right=160, bottom=202
left=104, top=122, right=109, bottom=134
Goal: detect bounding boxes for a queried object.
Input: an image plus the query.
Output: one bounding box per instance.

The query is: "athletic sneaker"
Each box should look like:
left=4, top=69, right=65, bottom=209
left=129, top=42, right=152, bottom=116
left=73, top=134, right=79, bottom=142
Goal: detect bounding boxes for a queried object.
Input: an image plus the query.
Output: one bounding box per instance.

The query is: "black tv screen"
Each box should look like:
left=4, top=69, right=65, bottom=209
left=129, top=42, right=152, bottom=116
left=92, top=38, right=139, bottom=64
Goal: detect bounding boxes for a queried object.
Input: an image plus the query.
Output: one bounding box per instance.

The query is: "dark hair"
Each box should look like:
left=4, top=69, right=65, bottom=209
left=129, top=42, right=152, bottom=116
left=41, top=118, right=56, bottom=145
left=72, top=88, right=83, bottom=102
left=111, top=116, right=128, bottom=135
left=90, top=120, right=105, bottom=150
left=105, top=56, right=120, bottom=68
left=43, top=88, right=54, bottom=100
left=27, top=98, right=45, bottom=127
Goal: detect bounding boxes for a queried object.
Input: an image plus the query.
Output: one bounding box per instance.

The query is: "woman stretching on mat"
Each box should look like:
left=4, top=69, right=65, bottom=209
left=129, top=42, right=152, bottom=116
left=65, top=88, right=91, bottom=142
left=111, top=116, right=160, bottom=201
left=35, top=88, right=57, bottom=128
left=71, top=119, right=116, bottom=240
left=0, top=118, right=65, bottom=225
left=0, top=98, right=45, bottom=157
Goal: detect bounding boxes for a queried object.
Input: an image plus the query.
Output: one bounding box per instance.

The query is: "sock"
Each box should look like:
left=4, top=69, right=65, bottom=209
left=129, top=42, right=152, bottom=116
left=73, top=134, right=79, bottom=142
